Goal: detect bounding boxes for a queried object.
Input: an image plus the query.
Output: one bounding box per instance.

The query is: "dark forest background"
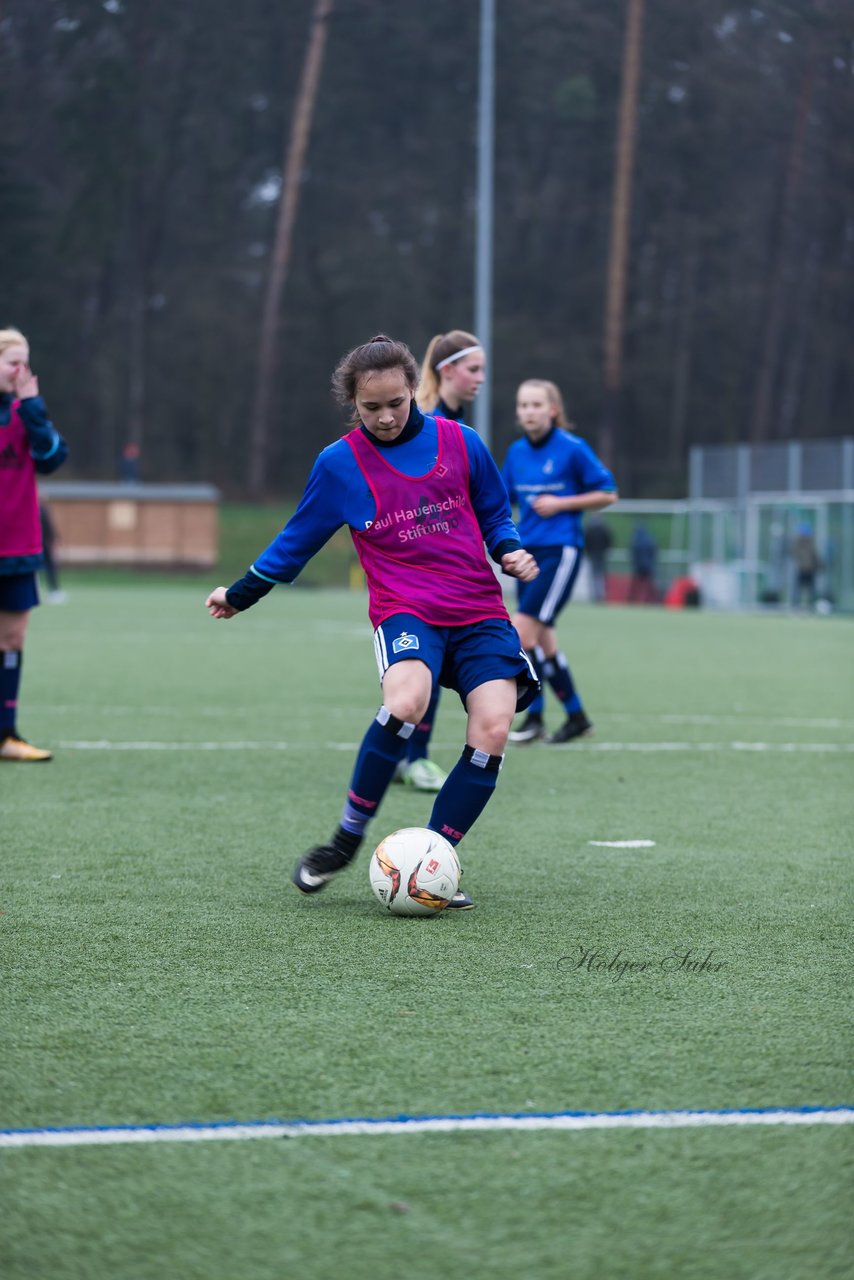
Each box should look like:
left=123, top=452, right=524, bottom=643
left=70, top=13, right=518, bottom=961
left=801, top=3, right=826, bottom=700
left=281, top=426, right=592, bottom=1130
left=1, top=0, right=852, bottom=497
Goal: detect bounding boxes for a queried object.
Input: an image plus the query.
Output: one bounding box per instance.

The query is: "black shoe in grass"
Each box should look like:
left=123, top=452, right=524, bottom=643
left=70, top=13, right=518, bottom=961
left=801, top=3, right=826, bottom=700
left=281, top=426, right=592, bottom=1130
left=446, top=890, right=475, bottom=910
left=292, top=828, right=362, bottom=895
left=444, top=864, right=474, bottom=910
left=508, top=713, right=546, bottom=743
left=548, top=711, right=593, bottom=744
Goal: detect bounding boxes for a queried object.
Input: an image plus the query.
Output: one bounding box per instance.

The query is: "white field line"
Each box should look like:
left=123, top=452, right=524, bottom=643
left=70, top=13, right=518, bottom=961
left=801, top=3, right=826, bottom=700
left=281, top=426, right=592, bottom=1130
left=2, top=1107, right=852, bottom=1150
left=589, top=840, right=656, bottom=848
left=55, top=739, right=854, bottom=753
left=41, top=708, right=854, bottom=730
left=620, top=713, right=854, bottom=729
left=556, top=742, right=854, bottom=753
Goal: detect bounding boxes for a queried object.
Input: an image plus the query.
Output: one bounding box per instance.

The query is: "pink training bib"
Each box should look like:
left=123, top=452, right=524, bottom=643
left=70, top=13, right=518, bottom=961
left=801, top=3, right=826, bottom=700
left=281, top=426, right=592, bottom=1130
left=0, top=401, right=42, bottom=558
left=345, top=417, right=508, bottom=630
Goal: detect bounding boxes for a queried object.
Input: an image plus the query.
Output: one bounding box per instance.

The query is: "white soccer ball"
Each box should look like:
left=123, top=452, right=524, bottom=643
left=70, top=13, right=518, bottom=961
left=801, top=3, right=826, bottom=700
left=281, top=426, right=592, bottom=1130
left=369, top=827, right=461, bottom=916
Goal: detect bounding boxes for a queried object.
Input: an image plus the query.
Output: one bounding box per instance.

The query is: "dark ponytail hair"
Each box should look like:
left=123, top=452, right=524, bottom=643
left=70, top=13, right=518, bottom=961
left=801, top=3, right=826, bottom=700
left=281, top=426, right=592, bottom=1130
left=331, top=334, right=420, bottom=412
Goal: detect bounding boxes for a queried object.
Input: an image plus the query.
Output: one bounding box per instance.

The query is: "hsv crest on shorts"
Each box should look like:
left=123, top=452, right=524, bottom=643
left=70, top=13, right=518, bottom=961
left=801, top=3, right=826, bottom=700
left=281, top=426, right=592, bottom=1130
left=392, top=631, right=420, bottom=653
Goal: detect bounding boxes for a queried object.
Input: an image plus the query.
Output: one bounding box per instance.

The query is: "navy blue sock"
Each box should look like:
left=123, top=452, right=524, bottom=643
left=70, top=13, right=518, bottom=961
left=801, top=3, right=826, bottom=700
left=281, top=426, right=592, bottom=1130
left=541, top=649, right=582, bottom=714
left=1, top=650, right=21, bottom=737
left=407, top=684, right=440, bottom=764
left=428, top=745, right=503, bottom=846
left=339, top=707, right=414, bottom=839
left=524, top=649, right=545, bottom=717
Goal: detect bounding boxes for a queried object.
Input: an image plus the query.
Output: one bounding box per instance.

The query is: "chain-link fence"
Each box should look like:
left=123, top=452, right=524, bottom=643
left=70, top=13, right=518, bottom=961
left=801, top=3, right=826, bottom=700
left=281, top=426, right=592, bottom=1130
left=576, top=440, right=853, bottom=613
left=686, top=439, right=854, bottom=612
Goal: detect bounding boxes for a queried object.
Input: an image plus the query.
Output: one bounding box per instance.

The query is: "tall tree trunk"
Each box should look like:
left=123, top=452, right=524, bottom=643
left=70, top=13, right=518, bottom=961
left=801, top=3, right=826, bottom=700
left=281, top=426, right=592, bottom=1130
left=778, top=237, right=821, bottom=439
left=248, top=0, right=334, bottom=500
left=601, top=0, right=644, bottom=472
left=125, top=14, right=150, bottom=457
left=749, top=9, right=821, bottom=444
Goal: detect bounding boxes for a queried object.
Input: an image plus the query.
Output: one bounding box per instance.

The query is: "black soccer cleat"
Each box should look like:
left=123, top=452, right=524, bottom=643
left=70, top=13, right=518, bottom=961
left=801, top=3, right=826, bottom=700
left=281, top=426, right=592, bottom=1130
left=446, top=890, right=475, bottom=910
left=508, top=713, right=547, bottom=744
left=292, top=832, right=361, bottom=895
left=445, top=864, right=474, bottom=910
left=548, top=711, right=593, bottom=744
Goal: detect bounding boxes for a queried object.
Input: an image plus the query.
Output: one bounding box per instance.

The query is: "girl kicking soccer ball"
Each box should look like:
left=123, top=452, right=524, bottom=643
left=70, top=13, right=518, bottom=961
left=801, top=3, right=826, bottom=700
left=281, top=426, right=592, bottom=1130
left=206, top=335, right=539, bottom=910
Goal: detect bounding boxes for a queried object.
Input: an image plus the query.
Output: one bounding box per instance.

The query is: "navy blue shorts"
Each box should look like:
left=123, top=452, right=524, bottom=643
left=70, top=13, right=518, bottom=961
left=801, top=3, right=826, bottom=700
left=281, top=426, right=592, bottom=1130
left=373, top=613, right=539, bottom=713
left=515, top=545, right=583, bottom=625
left=0, top=572, right=39, bottom=611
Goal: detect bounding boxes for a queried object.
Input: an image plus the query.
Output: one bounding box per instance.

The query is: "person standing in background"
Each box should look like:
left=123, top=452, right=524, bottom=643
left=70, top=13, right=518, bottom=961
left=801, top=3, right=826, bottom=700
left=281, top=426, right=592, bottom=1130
left=39, top=502, right=67, bottom=604
left=119, top=442, right=141, bottom=484
left=584, top=515, right=613, bottom=603
left=790, top=522, right=822, bottom=608
left=502, top=379, right=617, bottom=745
left=628, top=524, right=658, bottom=604
left=0, top=328, right=69, bottom=761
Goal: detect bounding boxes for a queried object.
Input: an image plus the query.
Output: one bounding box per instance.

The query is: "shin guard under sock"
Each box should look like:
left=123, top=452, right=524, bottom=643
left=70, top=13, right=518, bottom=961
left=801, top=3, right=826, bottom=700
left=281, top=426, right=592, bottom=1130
left=0, top=649, right=22, bottom=737
left=428, top=745, right=503, bottom=846
left=339, top=707, right=415, bottom=838
left=541, top=649, right=582, bottom=714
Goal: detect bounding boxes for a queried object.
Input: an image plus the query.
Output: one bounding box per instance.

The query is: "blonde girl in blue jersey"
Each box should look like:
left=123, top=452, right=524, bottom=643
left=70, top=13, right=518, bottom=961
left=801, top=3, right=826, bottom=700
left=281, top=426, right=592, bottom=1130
left=502, top=379, right=618, bottom=744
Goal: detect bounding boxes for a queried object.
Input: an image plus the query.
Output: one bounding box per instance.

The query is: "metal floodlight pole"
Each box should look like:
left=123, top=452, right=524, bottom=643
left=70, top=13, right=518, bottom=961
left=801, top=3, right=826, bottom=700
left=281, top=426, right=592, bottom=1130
left=473, top=0, right=495, bottom=449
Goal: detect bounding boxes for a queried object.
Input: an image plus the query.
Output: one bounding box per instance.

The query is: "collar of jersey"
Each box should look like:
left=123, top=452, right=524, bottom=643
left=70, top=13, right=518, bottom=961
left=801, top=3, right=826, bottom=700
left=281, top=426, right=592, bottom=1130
left=528, top=424, right=558, bottom=450
left=360, top=400, right=424, bottom=448
left=435, top=398, right=465, bottom=422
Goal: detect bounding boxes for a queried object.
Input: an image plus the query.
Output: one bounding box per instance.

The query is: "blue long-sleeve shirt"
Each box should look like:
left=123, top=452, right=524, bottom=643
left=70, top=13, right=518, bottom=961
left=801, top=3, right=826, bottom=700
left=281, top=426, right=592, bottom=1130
left=227, top=405, right=522, bottom=610
left=0, top=394, right=68, bottom=474
left=501, top=426, right=615, bottom=550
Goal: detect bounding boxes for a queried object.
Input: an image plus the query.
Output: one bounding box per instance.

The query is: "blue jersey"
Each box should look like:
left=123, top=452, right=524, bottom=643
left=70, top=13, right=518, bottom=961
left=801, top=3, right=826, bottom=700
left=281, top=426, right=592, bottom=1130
left=501, top=427, right=615, bottom=549
left=234, top=408, right=521, bottom=606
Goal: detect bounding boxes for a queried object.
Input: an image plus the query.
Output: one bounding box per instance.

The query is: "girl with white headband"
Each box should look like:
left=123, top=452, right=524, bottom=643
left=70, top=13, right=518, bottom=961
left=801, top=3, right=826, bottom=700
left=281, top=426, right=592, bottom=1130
left=390, top=331, right=488, bottom=793
left=416, top=329, right=485, bottom=429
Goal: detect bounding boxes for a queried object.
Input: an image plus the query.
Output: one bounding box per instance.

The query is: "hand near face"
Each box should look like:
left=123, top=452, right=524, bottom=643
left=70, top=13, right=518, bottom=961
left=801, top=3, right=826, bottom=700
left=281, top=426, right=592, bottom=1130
left=12, top=364, right=39, bottom=400
left=501, top=549, right=539, bottom=582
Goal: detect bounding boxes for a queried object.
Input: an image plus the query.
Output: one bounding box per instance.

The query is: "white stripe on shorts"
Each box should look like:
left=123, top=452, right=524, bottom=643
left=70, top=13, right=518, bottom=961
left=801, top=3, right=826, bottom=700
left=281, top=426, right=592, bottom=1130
left=539, top=545, right=578, bottom=623
left=520, top=647, right=538, bottom=682
left=373, top=625, right=389, bottom=680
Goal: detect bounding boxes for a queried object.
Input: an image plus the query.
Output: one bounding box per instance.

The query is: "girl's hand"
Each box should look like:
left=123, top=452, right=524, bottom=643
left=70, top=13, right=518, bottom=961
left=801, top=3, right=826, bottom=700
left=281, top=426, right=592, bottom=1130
left=206, top=587, right=239, bottom=619
left=531, top=494, right=562, bottom=518
left=501, top=549, right=539, bottom=582
left=13, top=364, right=39, bottom=400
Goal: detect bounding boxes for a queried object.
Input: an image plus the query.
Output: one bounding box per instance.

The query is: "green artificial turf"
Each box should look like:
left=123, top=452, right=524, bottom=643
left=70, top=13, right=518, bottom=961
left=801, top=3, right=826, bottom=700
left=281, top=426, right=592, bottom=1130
left=1, top=588, right=852, bottom=1278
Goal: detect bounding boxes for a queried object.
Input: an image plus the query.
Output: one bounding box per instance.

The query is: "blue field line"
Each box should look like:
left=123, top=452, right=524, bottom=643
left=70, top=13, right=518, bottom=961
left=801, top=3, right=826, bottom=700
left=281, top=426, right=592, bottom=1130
left=1, top=1105, right=852, bottom=1150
